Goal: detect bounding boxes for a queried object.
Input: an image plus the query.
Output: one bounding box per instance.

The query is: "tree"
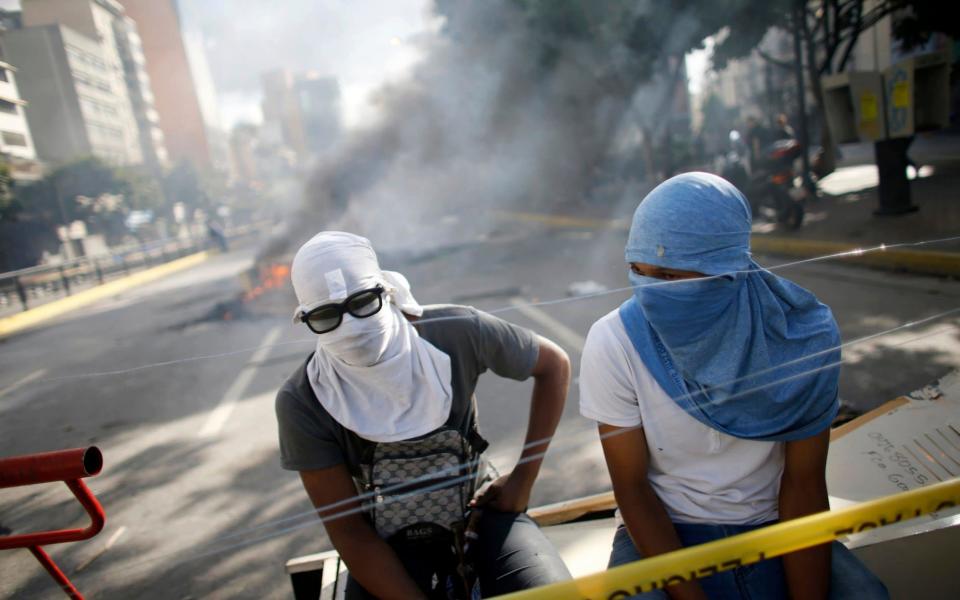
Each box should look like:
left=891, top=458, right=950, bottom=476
left=498, top=1, right=769, bottom=178
left=712, top=1, right=959, bottom=178
left=162, top=160, right=211, bottom=213
left=115, top=166, right=165, bottom=213
left=509, top=1, right=957, bottom=179
left=10, top=156, right=171, bottom=241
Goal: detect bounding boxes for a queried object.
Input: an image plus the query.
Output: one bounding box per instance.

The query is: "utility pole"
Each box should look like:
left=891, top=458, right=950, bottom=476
left=792, top=1, right=813, bottom=193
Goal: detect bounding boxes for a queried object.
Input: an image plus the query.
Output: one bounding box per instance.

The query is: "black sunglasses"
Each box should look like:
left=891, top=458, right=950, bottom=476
left=300, top=285, right=386, bottom=334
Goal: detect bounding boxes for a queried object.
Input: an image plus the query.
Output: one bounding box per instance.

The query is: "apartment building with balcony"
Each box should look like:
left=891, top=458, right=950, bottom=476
left=113, top=14, right=167, bottom=171
left=0, top=58, right=42, bottom=181
left=1, top=24, right=137, bottom=165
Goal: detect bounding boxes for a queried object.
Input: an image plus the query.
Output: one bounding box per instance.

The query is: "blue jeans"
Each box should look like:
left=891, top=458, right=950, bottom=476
left=345, top=510, right=572, bottom=598
left=609, top=523, right=888, bottom=599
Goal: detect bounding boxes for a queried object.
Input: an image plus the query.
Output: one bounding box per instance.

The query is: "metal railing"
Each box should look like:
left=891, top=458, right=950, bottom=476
left=0, top=224, right=262, bottom=315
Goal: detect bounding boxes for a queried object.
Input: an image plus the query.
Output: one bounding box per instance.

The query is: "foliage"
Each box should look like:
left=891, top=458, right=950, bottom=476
left=700, top=93, right=733, bottom=134
left=162, top=160, right=211, bottom=212
left=714, top=1, right=959, bottom=75
left=892, top=1, right=960, bottom=51
left=709, top=0, right=960, bottom=174
left=115, top=166, right=165, bottom=212
left=11, top=156, right=168, bottom=230
left=500, top=1, right=957, bottom=102
left=507, top=0, right=783, bottom=91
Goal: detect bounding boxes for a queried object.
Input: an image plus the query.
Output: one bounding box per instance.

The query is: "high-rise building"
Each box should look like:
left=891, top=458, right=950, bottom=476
left=114, top=14, right=168, bottom=171
left=21, top=0, right=145, bottom=166
left=118, top=0, right=212, bottom=169
left=262, top=69, right=343, bottom=163
left=228, top=123, right=260, bottom=187
left=180, top=27, right=230, bottom=175
left=261, top=69, right=306, bottom=158
left=295, top=74, right=342, bottom=157
left=1, top=24, right=137, bottom=165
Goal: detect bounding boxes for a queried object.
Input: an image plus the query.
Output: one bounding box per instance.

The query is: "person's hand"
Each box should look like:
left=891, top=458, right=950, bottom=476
left=469, top=471, right=533, bottom=513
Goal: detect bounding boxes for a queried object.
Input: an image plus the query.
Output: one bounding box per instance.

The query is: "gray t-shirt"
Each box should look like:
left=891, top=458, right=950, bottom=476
left=276, top=304, right=540, bottom=477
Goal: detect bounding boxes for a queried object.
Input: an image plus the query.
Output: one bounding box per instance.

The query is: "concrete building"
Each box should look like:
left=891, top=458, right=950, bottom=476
left=700, top=28, right=796, bottom=127
left=118, top=0, right=212, bottom=169
left=847, top=2, right=954, bottom=73
left=0, top=60, right=36, bottom=161
left=21, top=0, right=144, bottom=166
left=1, top=24, right=137, bottom=165
left=262, top=69, right=343, bottom=164
left=295, top=74, right=342, bottom=158
left=228, top=123, right=261, bottom=188
left=262, top=69, right=306, bottom=159
left=181, top=27, right=231, bottom=175
left=114, top=14, right=168, bottom=171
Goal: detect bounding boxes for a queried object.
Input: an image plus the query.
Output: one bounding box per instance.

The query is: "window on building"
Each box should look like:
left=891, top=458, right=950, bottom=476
left=0, top=99, right=18, bottom=114
left=2, top=131, right=28, bottom=147
left=0, top=68, right=8, bottom=82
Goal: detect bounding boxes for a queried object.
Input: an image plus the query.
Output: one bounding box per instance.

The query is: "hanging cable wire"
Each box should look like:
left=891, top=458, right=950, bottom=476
left=84, top=317, right=959, bottom=578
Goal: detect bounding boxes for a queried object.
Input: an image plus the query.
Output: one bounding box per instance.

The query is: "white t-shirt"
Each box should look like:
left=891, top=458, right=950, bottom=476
left=579, top=309, right=784, bottom=525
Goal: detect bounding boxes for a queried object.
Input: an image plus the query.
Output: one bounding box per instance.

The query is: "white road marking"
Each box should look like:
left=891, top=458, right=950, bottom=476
left=0, top=368, right=46, bottom=399
left=509, top=298, right=586, bottom=353
left=199, top=326, right=283, bottom=438
left=74, top=525, right=127, bottom=572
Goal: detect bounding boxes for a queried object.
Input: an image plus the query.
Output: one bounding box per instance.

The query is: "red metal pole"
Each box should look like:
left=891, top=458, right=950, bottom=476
left=1, top=447, right=106, bottom=599
left=0, top=447, right=102, bottom=488
left=28, top=546, right=84, bottom=600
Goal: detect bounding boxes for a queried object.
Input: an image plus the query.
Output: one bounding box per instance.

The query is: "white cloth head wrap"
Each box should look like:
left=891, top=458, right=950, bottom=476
left=291, top=231, right=452, bottom=442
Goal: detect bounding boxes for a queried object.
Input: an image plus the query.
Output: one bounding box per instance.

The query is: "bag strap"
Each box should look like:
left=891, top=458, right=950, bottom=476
left=465, top=424, right=489, bottom=456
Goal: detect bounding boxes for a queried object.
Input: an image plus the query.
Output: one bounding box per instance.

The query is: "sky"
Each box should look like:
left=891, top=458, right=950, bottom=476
left=0, top=0, right=435, bottom=129
left=177, top=0, right=436, bottom=129
left=0, top=0, right=711, bottom=131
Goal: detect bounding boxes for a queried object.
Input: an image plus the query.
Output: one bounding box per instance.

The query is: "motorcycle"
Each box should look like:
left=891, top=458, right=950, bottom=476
left=721, top=131, right=806, bottom=230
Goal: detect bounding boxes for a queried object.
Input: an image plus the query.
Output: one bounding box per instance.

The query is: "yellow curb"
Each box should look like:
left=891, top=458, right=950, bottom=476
left=496, top=210, right=630, bottom=230
left=750, top=237, right=960, bottom=277
left=0, top=251, right=211, bottom=339
left=497, top=210, right=960, bottom=277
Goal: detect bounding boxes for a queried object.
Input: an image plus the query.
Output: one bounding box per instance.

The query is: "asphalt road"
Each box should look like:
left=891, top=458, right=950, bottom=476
left=1, top=223, right=958, bottom=599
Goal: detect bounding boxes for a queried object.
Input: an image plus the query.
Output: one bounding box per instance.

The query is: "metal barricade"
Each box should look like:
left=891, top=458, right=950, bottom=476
left=0, top=447, right=106, bottom=599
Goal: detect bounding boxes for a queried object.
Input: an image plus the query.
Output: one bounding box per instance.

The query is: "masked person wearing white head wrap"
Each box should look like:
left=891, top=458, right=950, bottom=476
left=276, top=232, right=572, bottom=599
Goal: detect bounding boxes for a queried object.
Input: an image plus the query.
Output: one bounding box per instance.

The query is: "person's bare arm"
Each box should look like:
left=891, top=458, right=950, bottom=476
left=300, top=466, right=426, bottom=600
left=779, top=428, right=831, bottom=600
left=472, top=336, right=569, bottom=512
left=599, top=423, right=707, bottom=600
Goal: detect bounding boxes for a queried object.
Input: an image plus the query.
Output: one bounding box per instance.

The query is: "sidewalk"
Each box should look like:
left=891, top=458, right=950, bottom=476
left=0, top=251, right=210, bottom=339
left=747, top=136, right=960, bottom=277
left=501, top=133, right=960, bottom=278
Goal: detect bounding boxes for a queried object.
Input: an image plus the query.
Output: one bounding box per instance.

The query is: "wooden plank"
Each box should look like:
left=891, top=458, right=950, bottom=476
left=332, top=557, right=348, bottom=600
left=286, top=549, right=339, bottom=575
left=528, top=491, right=617, bottom=527
left=320, top=557, right=341, bottom=600
left=831, top=396, right=911, bottom=441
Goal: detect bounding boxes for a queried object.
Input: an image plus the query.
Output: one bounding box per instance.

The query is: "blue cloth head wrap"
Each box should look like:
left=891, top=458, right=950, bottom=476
left=619, top=172, right=839, bottom=441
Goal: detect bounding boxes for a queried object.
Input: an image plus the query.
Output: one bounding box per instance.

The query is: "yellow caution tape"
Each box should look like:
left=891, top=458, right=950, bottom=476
left=496, top=478, right=960, bottom=600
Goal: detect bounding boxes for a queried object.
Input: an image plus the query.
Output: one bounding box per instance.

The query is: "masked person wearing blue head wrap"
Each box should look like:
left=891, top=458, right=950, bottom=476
left=579, top=173, right=887, bottom=600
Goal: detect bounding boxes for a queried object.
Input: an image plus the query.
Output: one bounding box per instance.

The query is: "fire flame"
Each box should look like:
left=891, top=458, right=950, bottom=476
left=244, top=263, right=291, bottom=302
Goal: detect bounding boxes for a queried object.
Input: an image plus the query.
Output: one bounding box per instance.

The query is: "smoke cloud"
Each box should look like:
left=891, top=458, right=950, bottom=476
left=298, top=1, right=695, bottom=254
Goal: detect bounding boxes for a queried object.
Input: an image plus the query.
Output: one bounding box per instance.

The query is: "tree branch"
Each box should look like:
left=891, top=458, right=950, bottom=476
left=836, top=1, right=862, bottom=73
left=858, top=1, right=900, bottom=33
left=758, top=47, right=793, bottom=70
